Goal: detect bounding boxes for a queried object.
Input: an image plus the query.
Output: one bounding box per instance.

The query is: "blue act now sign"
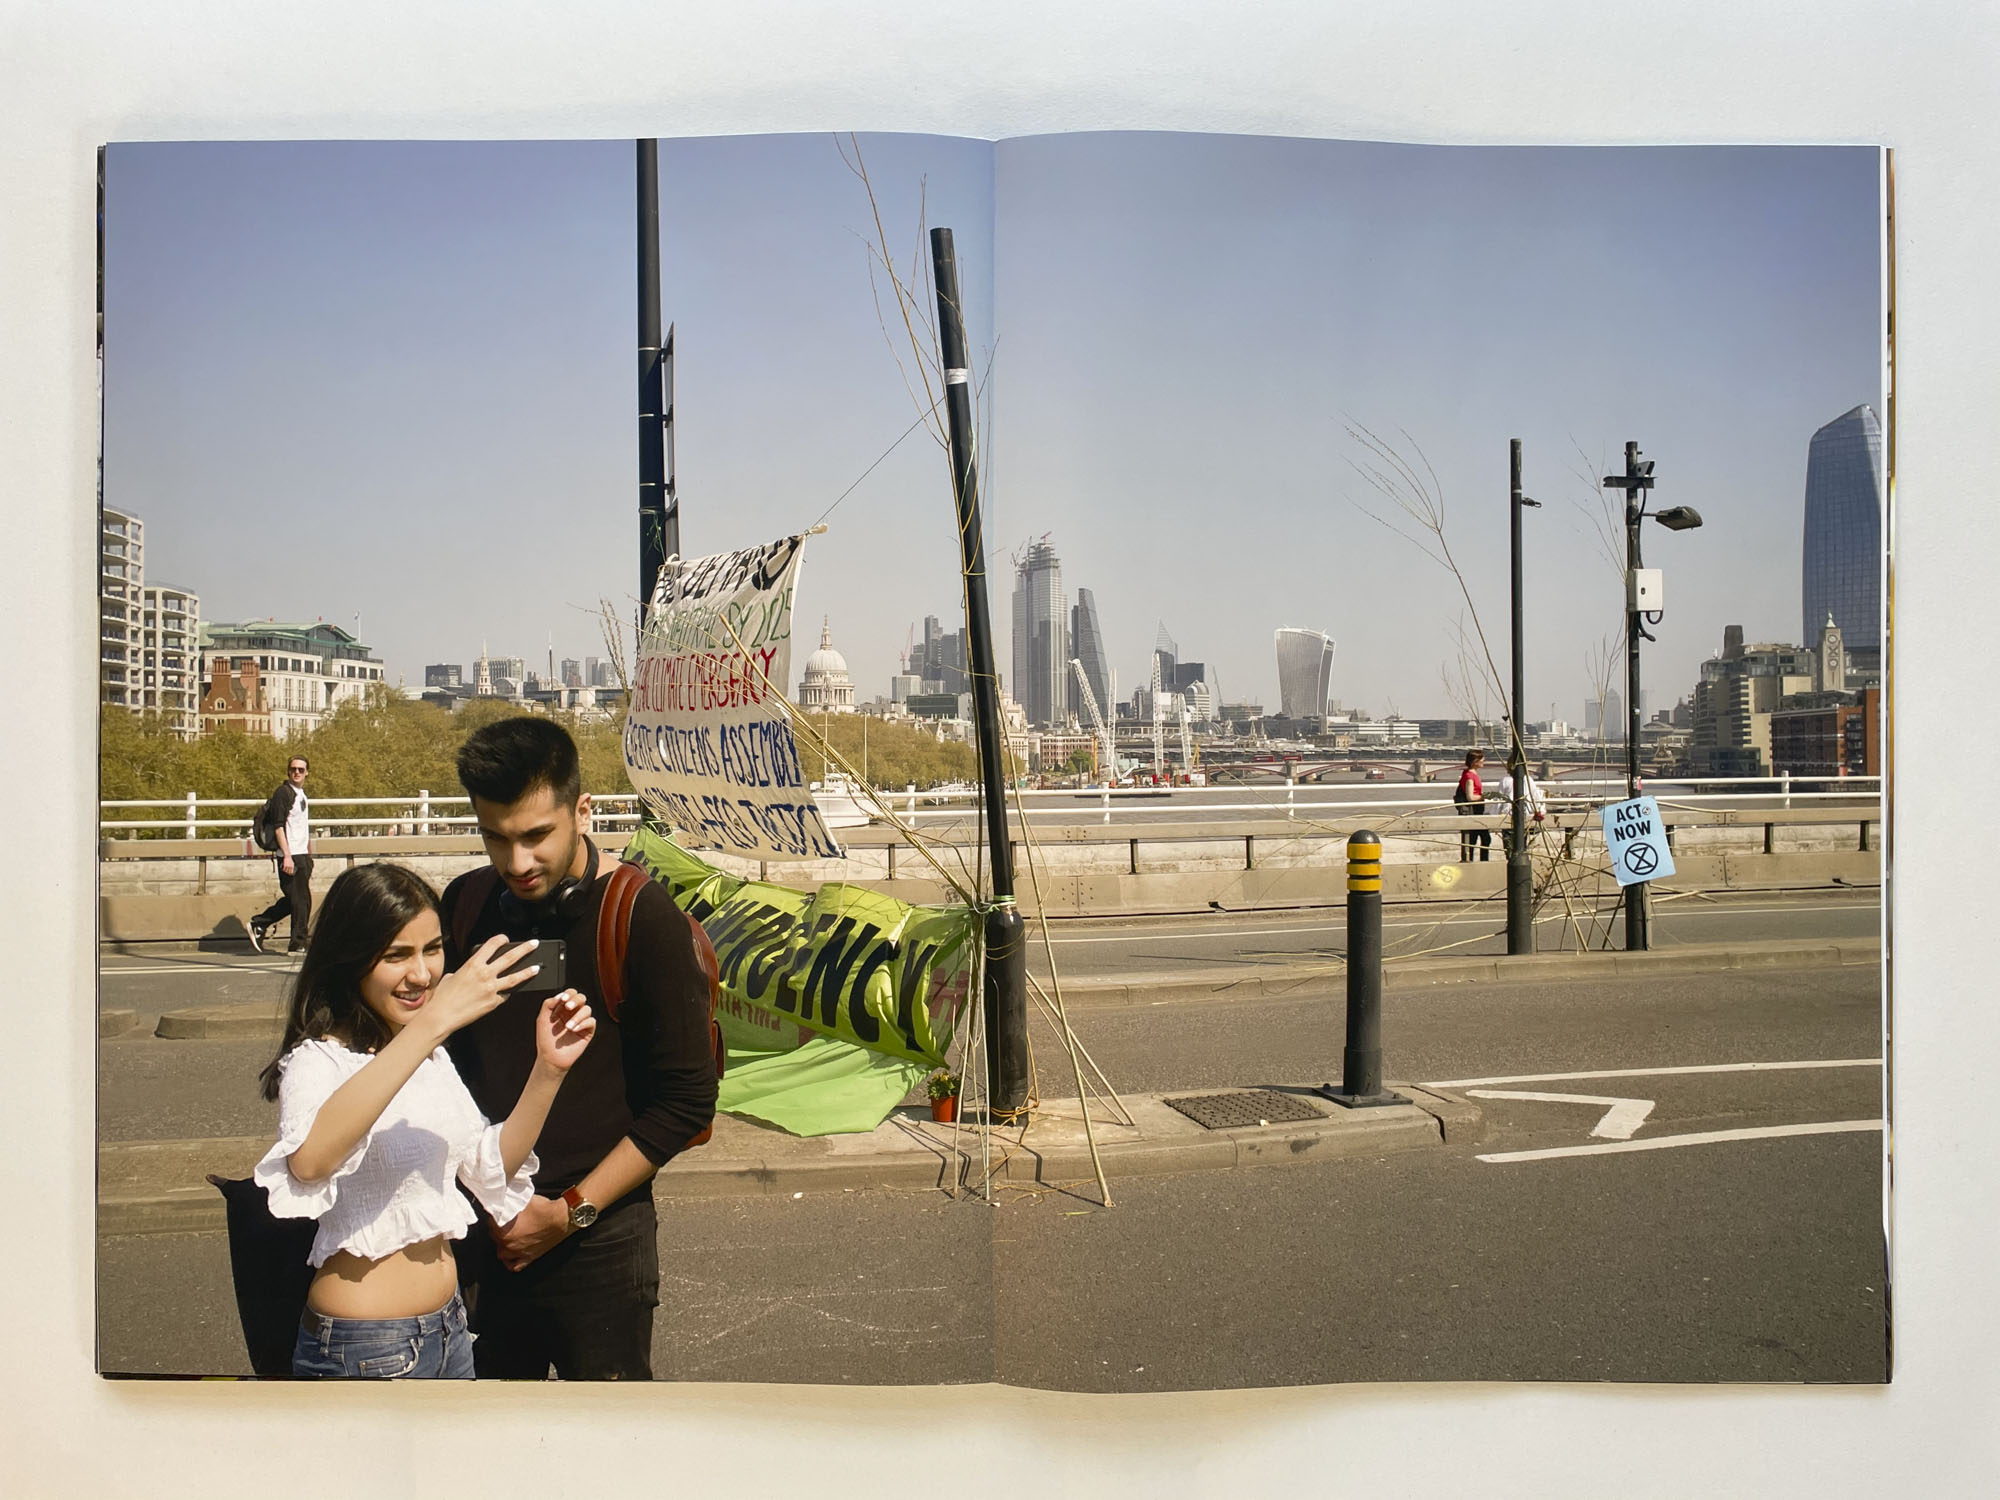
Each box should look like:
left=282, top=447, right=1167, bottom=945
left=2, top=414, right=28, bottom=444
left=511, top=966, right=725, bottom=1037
left=1600, top=795, right=1676, bottom=887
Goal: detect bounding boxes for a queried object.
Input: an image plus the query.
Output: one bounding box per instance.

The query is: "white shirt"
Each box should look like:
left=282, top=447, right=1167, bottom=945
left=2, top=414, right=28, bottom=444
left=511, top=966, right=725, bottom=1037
left=1496, top=770, right=1548, bottom=818
left=253, top=1037, right=538, bottom=1267
left=283, top=786, right=310, bottom=855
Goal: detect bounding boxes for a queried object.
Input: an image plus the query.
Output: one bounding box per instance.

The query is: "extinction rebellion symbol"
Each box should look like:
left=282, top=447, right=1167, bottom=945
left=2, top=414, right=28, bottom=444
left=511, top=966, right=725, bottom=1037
left=1622, top=842, right=1660, bottom=878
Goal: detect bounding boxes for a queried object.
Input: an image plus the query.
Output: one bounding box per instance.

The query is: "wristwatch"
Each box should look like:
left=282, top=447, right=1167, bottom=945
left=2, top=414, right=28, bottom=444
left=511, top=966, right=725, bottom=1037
left=561, top=1186, right=599, bottom=1230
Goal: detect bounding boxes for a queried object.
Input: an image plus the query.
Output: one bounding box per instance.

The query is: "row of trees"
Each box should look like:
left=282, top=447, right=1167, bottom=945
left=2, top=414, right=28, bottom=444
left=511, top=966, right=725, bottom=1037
left=99, top=693, right=631, bottom=804
left=100, top=692, right=988, bottom=805
left=788, top=712, right=988, bottom=789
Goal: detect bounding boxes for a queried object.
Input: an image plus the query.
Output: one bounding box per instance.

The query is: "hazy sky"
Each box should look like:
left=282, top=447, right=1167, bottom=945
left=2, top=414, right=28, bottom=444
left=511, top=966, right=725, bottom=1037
left=103, top=133, right=1881, bottom=720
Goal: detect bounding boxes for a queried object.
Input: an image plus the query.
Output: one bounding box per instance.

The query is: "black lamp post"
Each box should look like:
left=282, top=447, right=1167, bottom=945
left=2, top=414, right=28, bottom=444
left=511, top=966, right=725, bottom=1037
left=1507, top=439, right=1541, bottom=955
left=1603, top=443, right=1703, bottom=951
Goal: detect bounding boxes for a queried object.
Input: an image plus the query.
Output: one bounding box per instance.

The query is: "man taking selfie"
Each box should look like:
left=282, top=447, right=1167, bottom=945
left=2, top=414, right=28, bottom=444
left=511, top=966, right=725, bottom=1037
left=441, top=717, right=717, bottom=1380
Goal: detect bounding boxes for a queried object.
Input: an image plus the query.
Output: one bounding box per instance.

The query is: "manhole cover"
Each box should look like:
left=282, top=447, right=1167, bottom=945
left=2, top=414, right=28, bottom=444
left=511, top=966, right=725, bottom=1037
left=1163, top=1090, right=1327, bottom=1130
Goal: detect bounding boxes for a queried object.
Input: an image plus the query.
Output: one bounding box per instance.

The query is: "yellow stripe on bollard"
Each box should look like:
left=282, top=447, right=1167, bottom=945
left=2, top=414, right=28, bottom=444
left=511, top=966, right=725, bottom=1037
left=1348, top=838, right=1382, bottom=891
left=1352, top=836, right=1384, bottom=892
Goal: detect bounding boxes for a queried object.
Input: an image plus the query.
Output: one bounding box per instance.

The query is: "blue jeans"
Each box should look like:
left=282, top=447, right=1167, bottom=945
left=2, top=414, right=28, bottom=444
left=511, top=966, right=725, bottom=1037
left=291, top=1290, right=475, bottom=1379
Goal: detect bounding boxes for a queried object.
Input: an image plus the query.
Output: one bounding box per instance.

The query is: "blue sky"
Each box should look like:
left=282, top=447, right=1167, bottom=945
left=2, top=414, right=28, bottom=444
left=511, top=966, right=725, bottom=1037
left=103, top=133, right=1880, bottom=720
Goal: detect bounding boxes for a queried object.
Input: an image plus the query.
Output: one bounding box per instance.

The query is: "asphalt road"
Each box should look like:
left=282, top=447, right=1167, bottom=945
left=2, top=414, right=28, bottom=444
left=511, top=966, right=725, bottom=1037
left=1027, top=889, right=1880, bottom=977
left=97, top=962, right=1885, bottom=1388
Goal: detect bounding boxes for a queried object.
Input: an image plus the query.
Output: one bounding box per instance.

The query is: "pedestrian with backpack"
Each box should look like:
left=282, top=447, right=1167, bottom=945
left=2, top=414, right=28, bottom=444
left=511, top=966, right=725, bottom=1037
left=249, top=755, right=313, bottom=953
left=440, top=717, right=717, bottom=1380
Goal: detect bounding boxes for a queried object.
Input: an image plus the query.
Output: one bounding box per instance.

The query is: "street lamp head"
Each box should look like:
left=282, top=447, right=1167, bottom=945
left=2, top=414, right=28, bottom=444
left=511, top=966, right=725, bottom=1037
left=1652, top=505, right=1704, bottom=532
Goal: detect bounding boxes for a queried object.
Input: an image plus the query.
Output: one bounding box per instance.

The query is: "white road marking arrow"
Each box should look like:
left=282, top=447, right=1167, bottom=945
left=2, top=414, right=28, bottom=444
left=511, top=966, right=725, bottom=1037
left=1463, top=1089, right=1656, bottom=1141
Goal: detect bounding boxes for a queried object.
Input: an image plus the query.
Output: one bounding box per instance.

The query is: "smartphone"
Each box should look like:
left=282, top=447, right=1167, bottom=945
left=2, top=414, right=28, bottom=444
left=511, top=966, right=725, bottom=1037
left=499, top=938, right=566, bottom=997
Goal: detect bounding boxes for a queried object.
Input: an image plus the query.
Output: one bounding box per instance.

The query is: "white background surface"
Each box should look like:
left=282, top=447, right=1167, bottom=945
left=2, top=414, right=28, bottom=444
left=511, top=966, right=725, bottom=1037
left=5, top=3, right=1993, bottom=1494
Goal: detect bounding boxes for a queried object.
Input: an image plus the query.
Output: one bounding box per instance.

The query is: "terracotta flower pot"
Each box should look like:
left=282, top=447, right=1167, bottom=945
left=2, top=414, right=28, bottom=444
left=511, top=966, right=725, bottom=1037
left=930, top=1095, right=958, bottom=1124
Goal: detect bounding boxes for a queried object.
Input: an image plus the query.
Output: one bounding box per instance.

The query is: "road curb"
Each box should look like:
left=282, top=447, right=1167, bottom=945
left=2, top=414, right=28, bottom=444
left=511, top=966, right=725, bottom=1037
left=97, top=1087, right=1467, bottom=1234
left=137, top=938, right=1882, bottom=1039
left=1052, top=937, right=1882, bottom=1006
left=153, top=1003, right=286, bottom=1040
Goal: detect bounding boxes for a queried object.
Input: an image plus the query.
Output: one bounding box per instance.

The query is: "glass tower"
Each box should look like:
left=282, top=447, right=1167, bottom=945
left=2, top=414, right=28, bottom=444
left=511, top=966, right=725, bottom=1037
left=1801, top=404, right=1884, bottom=658
left=1010, top=540, right=1068, bottom=726
left=1274, top=628, right=1336, bottom=720
left=1070, top=587, right=1111, bottom=722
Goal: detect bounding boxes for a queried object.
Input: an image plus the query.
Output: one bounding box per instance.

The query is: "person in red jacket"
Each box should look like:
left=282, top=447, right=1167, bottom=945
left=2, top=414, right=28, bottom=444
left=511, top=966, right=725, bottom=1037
left=1454, top=749, right=1491, bottom=863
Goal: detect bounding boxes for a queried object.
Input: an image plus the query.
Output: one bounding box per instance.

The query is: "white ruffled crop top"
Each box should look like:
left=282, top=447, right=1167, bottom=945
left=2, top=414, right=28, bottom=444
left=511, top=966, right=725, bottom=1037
left=254, top=1037, right=539, bottom=1268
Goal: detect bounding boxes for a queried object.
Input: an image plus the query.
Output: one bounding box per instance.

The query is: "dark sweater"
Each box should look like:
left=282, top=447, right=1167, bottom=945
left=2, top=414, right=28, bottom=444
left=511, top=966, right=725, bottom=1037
left=442, top=856, right=718, bottom=1202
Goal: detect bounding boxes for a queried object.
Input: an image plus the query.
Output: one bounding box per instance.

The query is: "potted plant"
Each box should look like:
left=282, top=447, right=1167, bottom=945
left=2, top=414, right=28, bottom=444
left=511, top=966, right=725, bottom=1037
left=926, top=1069, right=960, bottom=1124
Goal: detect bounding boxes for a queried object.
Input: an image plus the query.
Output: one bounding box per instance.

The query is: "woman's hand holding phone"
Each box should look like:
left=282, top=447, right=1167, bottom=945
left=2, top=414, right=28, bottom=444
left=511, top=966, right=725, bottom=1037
left=420, top=934, right=540, bottom=1043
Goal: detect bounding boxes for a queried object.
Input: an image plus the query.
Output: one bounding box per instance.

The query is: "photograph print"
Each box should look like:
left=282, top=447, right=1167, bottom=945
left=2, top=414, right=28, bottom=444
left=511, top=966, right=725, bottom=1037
left=96, top=129, right=1887, bottom=1389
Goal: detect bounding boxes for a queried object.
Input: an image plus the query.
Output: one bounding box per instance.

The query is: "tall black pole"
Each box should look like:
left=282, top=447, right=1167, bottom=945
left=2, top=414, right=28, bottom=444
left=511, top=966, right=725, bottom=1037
left=1506, top=440, right=1534, bottom=954
left=1622, top=440, right=1649, bottom=951
left=638, top=140, right=671, bottom=623
left=931, top=227, right=1028, bottom=1118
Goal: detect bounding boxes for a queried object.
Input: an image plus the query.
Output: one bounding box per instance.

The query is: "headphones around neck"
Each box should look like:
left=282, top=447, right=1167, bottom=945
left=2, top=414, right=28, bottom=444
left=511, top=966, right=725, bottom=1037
left=495, top=836, right=601, bottom=933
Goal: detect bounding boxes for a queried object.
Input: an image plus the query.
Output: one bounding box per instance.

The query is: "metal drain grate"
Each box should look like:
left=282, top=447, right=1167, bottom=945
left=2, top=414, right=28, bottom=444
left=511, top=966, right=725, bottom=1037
left=1163, top=1090, right=1327, bottom=1130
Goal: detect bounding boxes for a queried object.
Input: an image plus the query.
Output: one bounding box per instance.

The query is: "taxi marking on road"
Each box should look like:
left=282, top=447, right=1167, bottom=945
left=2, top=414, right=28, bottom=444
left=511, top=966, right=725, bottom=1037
left=1462, top=1089, right=1655, bottom=1140
left=1474, top=1118, right=1883, bottom=1164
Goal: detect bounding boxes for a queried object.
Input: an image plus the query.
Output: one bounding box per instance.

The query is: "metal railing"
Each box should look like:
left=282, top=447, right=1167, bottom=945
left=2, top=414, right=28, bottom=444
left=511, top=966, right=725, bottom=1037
left=99, top=792, right=645, bottom=841
left=98, top=774, right=1878, bottom=842
left=873, top=773, right=1881, bottom=826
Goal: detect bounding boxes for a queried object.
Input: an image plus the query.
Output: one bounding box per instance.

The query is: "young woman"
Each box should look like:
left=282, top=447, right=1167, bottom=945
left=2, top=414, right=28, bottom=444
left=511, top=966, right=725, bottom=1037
left=253, top=861, right=593, bottom=1379
left=1455, top=749, right=1492, bottom=863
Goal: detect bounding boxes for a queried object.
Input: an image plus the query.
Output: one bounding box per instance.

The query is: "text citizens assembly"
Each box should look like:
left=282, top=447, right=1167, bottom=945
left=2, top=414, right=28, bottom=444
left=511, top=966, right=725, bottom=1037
left=625, top=534, right=842, bottom=861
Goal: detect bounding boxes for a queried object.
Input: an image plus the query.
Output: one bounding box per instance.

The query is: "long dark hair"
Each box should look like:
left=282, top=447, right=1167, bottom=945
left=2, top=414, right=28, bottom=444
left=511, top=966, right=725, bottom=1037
left=258, top=862, right=442, bottom=1101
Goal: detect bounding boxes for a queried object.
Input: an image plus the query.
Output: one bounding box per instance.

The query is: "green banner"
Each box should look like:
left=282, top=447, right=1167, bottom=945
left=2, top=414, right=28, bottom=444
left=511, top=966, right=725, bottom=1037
left=622, top=828, right=980, bottom=1135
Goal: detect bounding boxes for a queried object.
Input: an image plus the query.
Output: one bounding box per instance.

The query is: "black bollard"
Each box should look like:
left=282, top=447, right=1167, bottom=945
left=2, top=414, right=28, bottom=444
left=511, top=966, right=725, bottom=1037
left=1324, top=829, right=1407, bottom=1109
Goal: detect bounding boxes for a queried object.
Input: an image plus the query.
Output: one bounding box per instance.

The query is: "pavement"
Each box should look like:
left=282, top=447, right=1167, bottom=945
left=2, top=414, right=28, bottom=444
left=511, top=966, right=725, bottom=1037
left=96, top=934, right=1875, bottom=1235
left=98, top=1083, right=1477, bottom=1235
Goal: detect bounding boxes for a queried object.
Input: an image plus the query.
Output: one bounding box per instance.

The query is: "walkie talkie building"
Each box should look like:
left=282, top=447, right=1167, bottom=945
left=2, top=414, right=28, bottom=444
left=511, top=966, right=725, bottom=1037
left=1801, top=404, right=1884, bottom=662
left=1274, top=628, right=1336, bottom=720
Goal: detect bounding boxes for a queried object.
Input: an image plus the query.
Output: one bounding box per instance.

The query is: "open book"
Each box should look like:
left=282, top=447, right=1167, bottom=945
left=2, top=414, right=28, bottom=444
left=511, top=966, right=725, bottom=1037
left=96, top=130, right=1888, bottom=1391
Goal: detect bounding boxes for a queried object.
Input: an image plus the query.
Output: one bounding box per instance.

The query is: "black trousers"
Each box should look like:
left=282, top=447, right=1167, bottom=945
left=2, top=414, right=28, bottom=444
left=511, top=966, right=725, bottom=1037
left=1459, top=824, right=1491, bottom=862
left=460, top=1196, right=659, bottom=1380
left=254, top=854, right=314, bottom=948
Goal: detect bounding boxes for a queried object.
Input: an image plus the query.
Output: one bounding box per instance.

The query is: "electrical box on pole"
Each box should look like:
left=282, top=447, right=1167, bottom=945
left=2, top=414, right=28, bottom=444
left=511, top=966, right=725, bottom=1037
left=1627, top=568, right=1664, bottom=612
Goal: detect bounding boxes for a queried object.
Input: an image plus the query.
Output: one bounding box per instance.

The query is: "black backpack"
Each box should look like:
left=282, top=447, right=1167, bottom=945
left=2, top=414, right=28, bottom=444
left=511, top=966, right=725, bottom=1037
left=206, top=1173, right=317, bottom=1376
left=251, top=784, right=291, bottom=852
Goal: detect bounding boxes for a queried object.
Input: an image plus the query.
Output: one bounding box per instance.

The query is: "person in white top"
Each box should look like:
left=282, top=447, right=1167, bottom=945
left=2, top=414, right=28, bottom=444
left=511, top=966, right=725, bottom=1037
left=250, top=755, right=315, bottom=953
left=253, top=861, right=595, bottom=1379
left=1495, top=763, right=1549, bottom=855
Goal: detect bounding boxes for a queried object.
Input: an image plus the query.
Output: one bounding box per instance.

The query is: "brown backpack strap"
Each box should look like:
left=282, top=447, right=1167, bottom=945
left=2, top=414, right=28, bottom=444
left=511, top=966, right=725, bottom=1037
left=596, top=860, right=648, bottom=1021
left=595, top=860, right=726, bottom=1150
left=449, top=867, right=501, bottom=960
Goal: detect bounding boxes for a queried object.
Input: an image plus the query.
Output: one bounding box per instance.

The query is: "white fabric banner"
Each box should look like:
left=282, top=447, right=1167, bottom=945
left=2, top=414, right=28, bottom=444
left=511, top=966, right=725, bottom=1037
left=624, top=534, right=843, bottom=862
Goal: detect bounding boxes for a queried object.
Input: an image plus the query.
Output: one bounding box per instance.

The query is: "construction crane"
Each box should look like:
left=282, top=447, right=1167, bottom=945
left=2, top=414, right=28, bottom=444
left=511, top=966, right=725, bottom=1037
left=1070, top=658, right=1116, bottom=784
left=1178, top=700, right=1195, bottom=781
left=1149, top=652, right=1166, bottom=782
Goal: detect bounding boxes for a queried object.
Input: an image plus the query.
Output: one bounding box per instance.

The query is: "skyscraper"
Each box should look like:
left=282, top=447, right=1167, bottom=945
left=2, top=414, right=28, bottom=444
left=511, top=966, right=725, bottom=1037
left=919, top=613, right=970, bottom=695
left=1011, top=540, right=1068, bottom=726
left=1071, top=587, right=1110, bottom=720
left=100, top=507, right=203, bottom=737
left=1274, top=628, right=1336, bottom=720
left=1801, top=403, right=1884, bottom=662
